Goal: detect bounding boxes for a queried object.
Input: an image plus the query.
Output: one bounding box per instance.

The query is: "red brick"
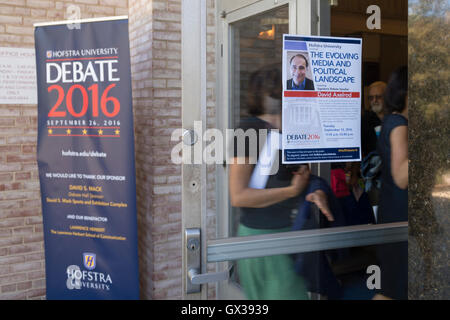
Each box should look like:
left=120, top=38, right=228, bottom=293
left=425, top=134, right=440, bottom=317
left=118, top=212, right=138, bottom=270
left=27, top=270, right=45, bottom=281
left=32, top=278, right=45, bottom=289
left=0, top=237, right=23, bottom=248
left=25, top=252, right=44, bottom=262
left=10, top=261, right=41, bottom=273
left=0, top=290, right=27, bottom=299
left=0, top=218, right=23, bottom=228
left=0, top=206, right=39, bottom=219
left=9, top=243, right=42, bottom=256
left=23, top=233, right=44, bottom=244
left=0, top=127, right=23, bottom=135
left=1, top=284, right=17, bottom=293
left=6, top=154, right=36, bottom=163
left=24, top=217, right=42, bottom=227
left=0, top=118, right=15, bottom=126
left=12, top=226, right=34, bottom=236
left=14, top=117, right=28, bottom=126
left=14, top=172, right=31, bottom=180
left=17, top=281, right=32, bottom=291
left=22, top=145, right=36, bottom=154
left=99, top=0, right=126, bottom=7
left=0, top=182, right=22, bottom=192
left=0, top=173, right=13, bottom=182
left=26, top=288, right=45, bottom=299
left=0, top=274, right=27, bottom=286
left=0, top=163, right=22, bottom=172
left=22, top=199, right=41, bottom=209
left=0, top=145, right=21, bottom=153
left=6, top=136, right=36, bottom=144
left=0, top=229, right=12, bottom=237
left=26, top=0, right=54, bottom=9
left=5, top=25, right=33, bottom=35
left=0, top=191, right=37, bottom=202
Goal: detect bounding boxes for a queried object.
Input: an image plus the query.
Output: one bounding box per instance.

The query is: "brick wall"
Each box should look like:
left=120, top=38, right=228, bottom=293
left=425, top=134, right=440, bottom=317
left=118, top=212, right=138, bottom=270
left=1, top=0, right=218, bottom=300
left=129, top=0, right=183, bottom=300
left=0, top=0, right=128, bottom=300
left=205, top=0, right=217, bottom=299
left=129, top=0, right=218, bottom=299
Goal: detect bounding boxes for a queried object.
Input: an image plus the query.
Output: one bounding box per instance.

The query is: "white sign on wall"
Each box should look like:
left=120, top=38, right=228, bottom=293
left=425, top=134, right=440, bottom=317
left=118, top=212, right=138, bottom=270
left=0, top=47, right=37, bottom=104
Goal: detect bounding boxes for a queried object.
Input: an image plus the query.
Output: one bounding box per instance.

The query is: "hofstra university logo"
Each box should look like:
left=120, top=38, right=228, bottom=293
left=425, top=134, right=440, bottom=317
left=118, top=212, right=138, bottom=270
left=66, top=253, right=112, bottom=291
left=83, top=253, right=96, bottom=270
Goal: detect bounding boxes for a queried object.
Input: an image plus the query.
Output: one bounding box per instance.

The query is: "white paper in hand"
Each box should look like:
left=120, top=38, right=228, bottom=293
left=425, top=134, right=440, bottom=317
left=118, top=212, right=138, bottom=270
left=248, top=131, right=281, bottom=189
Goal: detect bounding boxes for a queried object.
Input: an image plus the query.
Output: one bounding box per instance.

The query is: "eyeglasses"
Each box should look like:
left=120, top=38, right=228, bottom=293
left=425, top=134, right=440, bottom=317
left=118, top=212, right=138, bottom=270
left=368, top=95, right=383, bottom=101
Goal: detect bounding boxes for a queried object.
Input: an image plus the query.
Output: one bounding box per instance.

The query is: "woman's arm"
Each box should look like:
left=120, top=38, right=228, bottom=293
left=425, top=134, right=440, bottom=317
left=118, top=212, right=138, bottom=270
left=390, top=125, right=408, bottom=189
left=229, top=158, right=310, bottom=208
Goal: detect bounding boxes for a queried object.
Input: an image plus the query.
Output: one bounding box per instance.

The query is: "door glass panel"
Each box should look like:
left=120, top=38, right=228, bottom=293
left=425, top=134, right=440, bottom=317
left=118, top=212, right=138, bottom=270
left=231, top=242, right=405, bottom=300
left=229, top=4, right=289, bottom=238
left=228, top=5, right=294, bottom=299
left=225, top=2, right=408, bottom=300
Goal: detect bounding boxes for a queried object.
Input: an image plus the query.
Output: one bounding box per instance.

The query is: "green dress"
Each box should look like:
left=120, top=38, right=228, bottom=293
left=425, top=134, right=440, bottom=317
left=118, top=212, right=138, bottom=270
left=233, top=117, right=309, bottom=300
left=237, top=224, right=309, bottom=300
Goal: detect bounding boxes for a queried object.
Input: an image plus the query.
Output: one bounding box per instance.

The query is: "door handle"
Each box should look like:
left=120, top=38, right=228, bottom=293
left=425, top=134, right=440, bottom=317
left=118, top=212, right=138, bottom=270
left=185, top=228, right=233, bottom=293
left=188, top=264, right=233, bottom=285
left=188, top=265, right=233, bottom=285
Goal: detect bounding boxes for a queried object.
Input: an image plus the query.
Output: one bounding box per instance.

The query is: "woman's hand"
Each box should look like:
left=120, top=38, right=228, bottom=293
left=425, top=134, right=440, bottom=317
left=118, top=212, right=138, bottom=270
left=287, top=165, right=310, bottom=197
left=229, top=160, right=311, bottom=208
left=306, top=189, right=334, bottom=222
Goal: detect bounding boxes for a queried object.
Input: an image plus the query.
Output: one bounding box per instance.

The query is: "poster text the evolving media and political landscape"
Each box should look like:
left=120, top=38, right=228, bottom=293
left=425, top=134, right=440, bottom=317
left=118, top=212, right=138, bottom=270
left=282, top=35, right=362, bottom=164
left=35, top=18, right=139, bottom=299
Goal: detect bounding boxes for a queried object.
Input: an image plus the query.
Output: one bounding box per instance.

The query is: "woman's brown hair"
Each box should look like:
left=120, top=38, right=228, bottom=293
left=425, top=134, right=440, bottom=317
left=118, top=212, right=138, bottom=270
left=246, top=65, right=282, bottom=116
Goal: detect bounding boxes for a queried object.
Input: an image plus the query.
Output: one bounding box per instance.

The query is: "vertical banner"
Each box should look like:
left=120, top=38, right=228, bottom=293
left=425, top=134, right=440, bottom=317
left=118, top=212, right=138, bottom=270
left=35, top=17, right=139, bottom=299
left=282, top=35, right=362, bottom=163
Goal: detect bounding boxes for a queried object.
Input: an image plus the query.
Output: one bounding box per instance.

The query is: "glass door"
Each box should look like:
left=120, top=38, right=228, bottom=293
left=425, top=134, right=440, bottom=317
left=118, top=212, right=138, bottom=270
left=216, top=0, right=298, bottom=299
left=181, top=0, right=408, bottom=300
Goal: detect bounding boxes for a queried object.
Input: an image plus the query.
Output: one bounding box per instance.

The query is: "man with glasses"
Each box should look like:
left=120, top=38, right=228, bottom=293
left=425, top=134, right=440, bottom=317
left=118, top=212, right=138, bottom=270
left=286, top=54, right=315, bottom=90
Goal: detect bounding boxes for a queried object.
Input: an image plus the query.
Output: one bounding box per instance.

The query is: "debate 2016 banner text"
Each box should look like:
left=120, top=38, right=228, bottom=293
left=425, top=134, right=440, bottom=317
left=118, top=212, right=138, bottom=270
left=35, top=17, right=139, bottom=299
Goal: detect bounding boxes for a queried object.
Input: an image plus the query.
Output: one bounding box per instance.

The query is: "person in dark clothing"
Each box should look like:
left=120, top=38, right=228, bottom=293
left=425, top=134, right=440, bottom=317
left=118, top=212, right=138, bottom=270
left=373, top=66, right=408, bottom=300
left=361, top=81, right=386, bottom=207
left=291, top=175, right=348, bottom=299
left=361, top=109, right=381, bottom=159
left=229, top=66, right=332, bottom=299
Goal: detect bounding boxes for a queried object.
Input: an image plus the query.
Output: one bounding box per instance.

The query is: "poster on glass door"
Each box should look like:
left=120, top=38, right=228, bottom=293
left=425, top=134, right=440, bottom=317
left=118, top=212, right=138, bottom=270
left=282, top=35, right=362, bottom=164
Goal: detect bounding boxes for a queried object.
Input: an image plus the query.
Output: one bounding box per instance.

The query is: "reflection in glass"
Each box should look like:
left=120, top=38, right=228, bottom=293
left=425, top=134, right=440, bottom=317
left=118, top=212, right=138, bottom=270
left=228, top=5, right=316, bottom=300
left=232, top=244, right=386, bottom=300
left=229, top=5, right=289, bottom=237
left=226, top=5, right=381, bottom=301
